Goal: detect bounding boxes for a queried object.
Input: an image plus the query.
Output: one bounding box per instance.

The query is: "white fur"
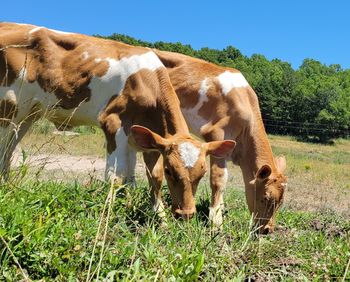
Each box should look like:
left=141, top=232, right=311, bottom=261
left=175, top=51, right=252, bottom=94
left=179, top=142, right=200, bottom=168
left=105, top=127, right=137, bottom=182
left=28, top=27, right=42, bottom=34
left=105, top=127, right=126, bottom=180
left=1, top=46, right=163, bottom=180
left=99, top=52, right=162, bottom=82
left=209, top=205, right=223, bottom=227
left=18, top=68, right=27, bottom=81
left=50, top=51, right=164, bottom=126
left=153, top=198, right=166, bottom=218
left=181, top=78, right=209, bottom=136
left=29, top=26, right=73, bottom=35
left=217, top=71, right=248, bottom=95
left=81, top=51, right=89, bottom=60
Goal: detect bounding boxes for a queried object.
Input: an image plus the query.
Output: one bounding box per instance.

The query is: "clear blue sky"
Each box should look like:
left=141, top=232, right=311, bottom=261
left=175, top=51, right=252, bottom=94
left=1, top=0, right=349, bottom=69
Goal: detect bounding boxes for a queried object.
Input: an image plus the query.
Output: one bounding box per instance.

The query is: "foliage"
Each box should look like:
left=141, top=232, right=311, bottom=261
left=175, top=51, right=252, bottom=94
left=98, top=34, right=350, bottom=142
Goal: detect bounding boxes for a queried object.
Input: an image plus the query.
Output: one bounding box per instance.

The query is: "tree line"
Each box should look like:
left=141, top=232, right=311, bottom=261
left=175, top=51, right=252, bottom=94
left=98, top=34, right=350, bottom=142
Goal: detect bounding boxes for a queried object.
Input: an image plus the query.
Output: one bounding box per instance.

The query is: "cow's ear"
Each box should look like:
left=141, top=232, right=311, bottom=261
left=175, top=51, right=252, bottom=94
left=129, top=125, right=168, bottom=152
left=275, top=155, right=286, bottom=173
left=256, top=165, right=272, bottom=181
left=205, top=140, right=236, bottom=158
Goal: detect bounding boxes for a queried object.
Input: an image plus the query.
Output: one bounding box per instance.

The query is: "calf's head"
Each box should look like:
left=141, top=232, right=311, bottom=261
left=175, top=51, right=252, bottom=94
left=250, top=156, right=287, bottom=234
left=130, top=125, right=236, bottom=219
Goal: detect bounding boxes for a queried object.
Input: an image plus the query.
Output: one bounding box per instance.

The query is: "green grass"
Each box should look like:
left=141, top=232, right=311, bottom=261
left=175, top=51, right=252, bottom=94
left=0, top=178, right=349, bottom=281
left=1, top=130, right=350, bottom=280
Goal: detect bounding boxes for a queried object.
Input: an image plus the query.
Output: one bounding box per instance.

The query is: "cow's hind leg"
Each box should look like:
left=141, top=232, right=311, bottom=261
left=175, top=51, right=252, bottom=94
left=143, top=152, right=166, bottom=218
left=0, top=127, right=15, bottom=181
left=0, top=112, right=39, bottom=181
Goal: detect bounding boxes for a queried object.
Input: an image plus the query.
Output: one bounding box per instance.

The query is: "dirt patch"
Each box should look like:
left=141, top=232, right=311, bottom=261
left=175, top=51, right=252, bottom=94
left=310, top=219, right=349, bottom=237
left=11, top=147, right=146, bottom=181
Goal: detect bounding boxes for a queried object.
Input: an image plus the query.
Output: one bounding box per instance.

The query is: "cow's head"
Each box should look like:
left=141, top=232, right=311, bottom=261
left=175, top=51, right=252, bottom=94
left=130, top=125, right=236, bottom=219
left=250, top=156, right=287, bottom=234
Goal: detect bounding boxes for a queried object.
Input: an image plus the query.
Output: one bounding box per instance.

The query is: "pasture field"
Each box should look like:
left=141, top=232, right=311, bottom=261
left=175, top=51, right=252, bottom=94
left=0, top=123, right=349, bottom=281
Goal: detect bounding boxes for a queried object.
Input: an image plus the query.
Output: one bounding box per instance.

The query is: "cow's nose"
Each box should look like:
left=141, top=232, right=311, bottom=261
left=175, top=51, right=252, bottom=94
left=173, top=208, right=196, bottom=220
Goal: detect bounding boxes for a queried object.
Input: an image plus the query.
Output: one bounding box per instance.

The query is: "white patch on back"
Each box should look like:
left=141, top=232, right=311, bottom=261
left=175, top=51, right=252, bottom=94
left=179, top=142, right=200, bottom=168
left=29, top=27, right=43, bottom=34
left=197, top=78, right=209, bottom=109
left=48, top=28, right=73, bottom=35
left=81, top=51, right=89, bottom=60
left=29, top=26, right=73, bottom=35
left=99, top=51, right=162, bottom=82
left=217, top=71, right=248, bottom=95
left=90, top=51, right=163, bottom=120
left=181, top=78, right=209, bottom=136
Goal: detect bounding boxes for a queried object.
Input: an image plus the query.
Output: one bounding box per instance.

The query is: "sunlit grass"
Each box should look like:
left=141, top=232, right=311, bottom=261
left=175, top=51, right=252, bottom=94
left=0, top=179, right=349, bottom=280
left=0, top=127, right=349, bottom=280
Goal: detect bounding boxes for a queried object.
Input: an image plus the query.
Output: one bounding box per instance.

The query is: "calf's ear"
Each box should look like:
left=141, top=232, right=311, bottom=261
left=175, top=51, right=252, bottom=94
left=205, top=140, right=236, bottom=158
left=256, top=165, right=272, bottom=181
left=274, top=155, right=286, bottom=173
left=129, top=125, right=168, bottom=152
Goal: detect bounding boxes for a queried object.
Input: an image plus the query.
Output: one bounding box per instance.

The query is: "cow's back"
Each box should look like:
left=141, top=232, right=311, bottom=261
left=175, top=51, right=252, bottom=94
left=154, top=49, right=257, bottom=139
left=0, top=23, right=166, bottom=126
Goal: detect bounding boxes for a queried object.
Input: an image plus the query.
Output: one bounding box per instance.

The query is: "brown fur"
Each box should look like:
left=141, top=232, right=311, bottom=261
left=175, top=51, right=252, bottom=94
left=154, top=49, right=288, bottom=232
left=0, top=23, right=236, bottom=219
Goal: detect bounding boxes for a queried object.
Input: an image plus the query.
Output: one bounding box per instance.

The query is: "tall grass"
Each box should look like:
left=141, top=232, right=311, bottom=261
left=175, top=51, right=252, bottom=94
left=0, top=177, right=349, bottom=280
left=0, top=127, right=349, bottom=280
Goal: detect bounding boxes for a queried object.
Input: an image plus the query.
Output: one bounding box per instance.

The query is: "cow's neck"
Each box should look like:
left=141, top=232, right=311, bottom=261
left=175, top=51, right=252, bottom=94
left=235, top=113, right=276, bottom=185
left=158, top=96, right=190, bottom=137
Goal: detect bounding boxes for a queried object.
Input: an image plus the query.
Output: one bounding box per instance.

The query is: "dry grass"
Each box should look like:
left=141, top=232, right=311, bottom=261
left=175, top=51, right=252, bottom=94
left=17, top=128, right=350, bottom=217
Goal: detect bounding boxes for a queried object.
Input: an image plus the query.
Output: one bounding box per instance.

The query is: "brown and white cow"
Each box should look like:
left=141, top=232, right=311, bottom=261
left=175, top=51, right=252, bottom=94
left=0, top=23, right=236, bottom=219
left=149, top=50, right=288, bottom=233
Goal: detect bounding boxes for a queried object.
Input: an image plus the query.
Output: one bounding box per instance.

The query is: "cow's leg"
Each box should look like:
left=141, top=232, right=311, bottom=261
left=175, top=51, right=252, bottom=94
left=104, top=126, right=131, bottom=185
left=209, top=156, right=228, bottom=228
left=143, top=152, right=165, bottom=218
left=0, top=114, right=38, bottom=181
left=0, top=127, right=15, bottom=181
left=123, top=146, right=136, bottom=186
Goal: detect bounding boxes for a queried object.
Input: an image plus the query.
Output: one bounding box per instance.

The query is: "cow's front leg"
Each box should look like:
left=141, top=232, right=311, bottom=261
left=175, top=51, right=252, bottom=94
left=104, top=125, right=130, bottom=185
left=209, top=156, right=228, bottom=228
left=143, top=152, right=166, bottom=219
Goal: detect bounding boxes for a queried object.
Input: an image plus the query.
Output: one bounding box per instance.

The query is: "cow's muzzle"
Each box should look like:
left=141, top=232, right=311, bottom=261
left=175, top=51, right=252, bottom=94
left=173, top=207, right=196, bottom=220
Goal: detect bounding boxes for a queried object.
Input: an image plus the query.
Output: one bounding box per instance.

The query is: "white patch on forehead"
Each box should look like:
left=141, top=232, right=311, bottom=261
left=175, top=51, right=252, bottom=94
left=81, top=51, right=89, bottom=60
left=181, top=78, right=209, bottom=136
left=217, top=71, right=248, bottom=95
left=179, top=142, right=200, bottom=168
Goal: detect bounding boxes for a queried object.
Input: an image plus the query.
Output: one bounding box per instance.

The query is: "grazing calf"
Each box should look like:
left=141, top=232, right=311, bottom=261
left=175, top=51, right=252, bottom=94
left=0, top=23, right=236, bottom=219
left=151, top=50, right=287, bottom=233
